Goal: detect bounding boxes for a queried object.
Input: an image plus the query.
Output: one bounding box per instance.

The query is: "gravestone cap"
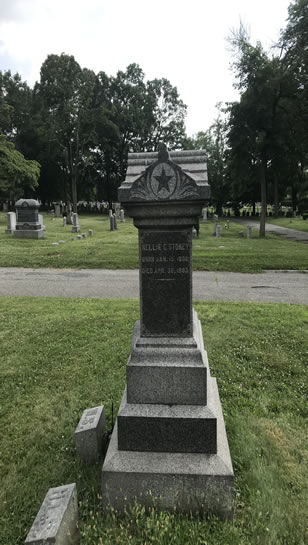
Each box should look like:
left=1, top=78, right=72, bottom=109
left=15, top=198, right=39, bottom=208
left=118, top=144, right=210, bottom=205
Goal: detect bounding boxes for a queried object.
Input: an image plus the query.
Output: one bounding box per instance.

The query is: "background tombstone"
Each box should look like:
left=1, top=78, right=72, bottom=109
left=5, top=211, right=16, bottom=234
left=102, top=144, right=233, bottom=518
left=120, top=209, right=125, bottom=222
left=202, top=207, right=208, bottom=222
left=13, top=199, right=44, bottom=239
left=72, top=213, right=80, bottom=233
left=109, top=210, right=114, bottom=231
left=113, top=213, right=117, bottom=230
left=54, top=203, right=62, bottom=218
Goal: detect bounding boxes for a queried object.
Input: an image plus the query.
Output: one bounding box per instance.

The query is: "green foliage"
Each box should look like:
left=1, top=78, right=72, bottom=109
left=0, top=298, right=306, bottom=544
left=0, top=135, right=40, bottom=197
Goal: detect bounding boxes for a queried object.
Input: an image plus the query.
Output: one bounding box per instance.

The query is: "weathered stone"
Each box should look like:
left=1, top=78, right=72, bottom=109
left=102, top=378, right=233, bottom=518
left=102, top=144, right=233, bottom=518
left=120, top=209, right=125, bottom=222
left=109, top=214, right=114, bottom=231
left=216, top=225, right=221, bottom=238
left=63, top=217, right=67, bottom=227
left=88, top=229, right=93, bottom=236
left=113, top=213, right=117, bottom=230
left=14, top=199, right=44, bottom=239
left=75, top=406, right=105, bottom=463
left=247, top=226, right=252, bottom=239
left=5, top=211, right=16, bottom=234
left=54, top=203, right=62, bottom=218
left=72, top=213, right=80, bottom=233
left=25, top=483, right=78, bottom=545
left=202, top=207, right=207, bottom=222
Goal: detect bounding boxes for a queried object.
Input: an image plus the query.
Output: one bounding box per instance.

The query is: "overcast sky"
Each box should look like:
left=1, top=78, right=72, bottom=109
left=0, top=0, right=291, bottom=135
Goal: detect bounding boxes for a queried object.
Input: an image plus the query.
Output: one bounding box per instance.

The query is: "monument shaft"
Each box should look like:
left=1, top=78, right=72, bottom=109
left=102, top=145, right=234, bottom=517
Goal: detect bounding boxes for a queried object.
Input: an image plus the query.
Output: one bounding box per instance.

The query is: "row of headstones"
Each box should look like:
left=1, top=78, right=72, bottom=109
left=109, top=208, right=125, bottom=231
left=25, top=404, right=107, bottom=544
left=212, top=221, right=252, bottom=238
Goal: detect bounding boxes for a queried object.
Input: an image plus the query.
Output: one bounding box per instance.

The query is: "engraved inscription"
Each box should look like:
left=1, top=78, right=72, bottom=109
left=77, top=407, right=99, bottom=430
left=29, top=486, right=71, bottom=539
left=140, top=232, right=190, bottom=278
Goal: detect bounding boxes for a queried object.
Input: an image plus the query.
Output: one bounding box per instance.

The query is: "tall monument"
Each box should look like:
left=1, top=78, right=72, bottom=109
left=102, top=145, right=234, bottom=517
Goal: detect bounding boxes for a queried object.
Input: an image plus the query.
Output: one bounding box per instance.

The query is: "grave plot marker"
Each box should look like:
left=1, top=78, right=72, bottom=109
left=101, top=145, right=234, bottom=518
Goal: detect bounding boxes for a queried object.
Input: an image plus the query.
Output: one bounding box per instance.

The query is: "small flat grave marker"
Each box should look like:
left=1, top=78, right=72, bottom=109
left=25, top=483, right=78, bottom=545
left=75, top=405, right=105, bottom=463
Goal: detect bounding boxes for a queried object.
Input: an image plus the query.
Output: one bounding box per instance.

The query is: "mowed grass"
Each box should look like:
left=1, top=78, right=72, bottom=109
left=265, top=216, right=308, bottom=232
left=0, top=212, right=308, bottom=272
left=0, top=297, right=307, bottom=545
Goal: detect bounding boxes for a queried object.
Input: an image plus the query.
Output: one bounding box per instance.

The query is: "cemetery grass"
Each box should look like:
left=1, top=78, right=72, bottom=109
left=1, top=213, right=308, bottom=272
left=0, top=298, right=307, bottom=545
left=264, top=216, right=308, bottom=232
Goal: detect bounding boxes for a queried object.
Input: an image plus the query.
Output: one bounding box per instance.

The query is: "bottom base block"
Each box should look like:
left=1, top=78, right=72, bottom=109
left=13, top=229, right=44, bottom=239
left=101, top=377, right=234, bottom=518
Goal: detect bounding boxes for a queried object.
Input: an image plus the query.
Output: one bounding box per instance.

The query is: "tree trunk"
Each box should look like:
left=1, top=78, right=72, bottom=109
left=291, top=183, right=297, bottom=213
left=259, top=159, right=267, bottom=238
left=274, top=175, right=279, bottom=217
left=72, top=165, right=78, bottom=214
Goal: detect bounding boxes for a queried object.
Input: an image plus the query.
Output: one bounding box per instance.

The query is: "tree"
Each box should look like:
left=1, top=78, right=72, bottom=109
left=184, top=112, right=230, bottom=215
left=0, top=134, right=40, bottom=198
left=38, top=54, right=97, bottom=211
left=227, top=23, right=299, bottom=235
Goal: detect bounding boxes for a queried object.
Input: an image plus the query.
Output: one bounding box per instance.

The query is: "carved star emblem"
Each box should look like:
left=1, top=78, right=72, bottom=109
left=154, top=167, right=173, bottom=193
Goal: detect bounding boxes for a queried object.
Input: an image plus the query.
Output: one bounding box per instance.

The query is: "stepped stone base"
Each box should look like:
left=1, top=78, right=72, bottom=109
left=102, top=377, right=234, bottom=518
left=14, top=228, right=44, bottom=239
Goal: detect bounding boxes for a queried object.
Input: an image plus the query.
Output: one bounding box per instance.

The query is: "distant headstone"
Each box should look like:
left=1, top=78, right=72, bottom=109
left=212, top=222, right=218, bottom=236
left=113, top=213, right=118, bottom=230
left=120, top=209, right=125, bottom=222
left=3, top=202, right=8, bottom=212
left=227, top=220, right=230, bottom=229
left=63, top=216, right=67, bottom=227
left=238, top=231, right=244, bottom=238
left=72, top=213, right=80, bottom=233
left=54, top=203, right=62, bottom=218
left=202, top=207, right=207, bottom=222
left=216, top=225, right=221, bottom=237
left=51, top=242, right=59, bottom=246
left=88, top=229, right=93, bottom=236
left=81, top=233, right=86, bottom=238
left=109, top=214, right=114, bottom=231
left=115, top=202, right=121, bottom=219
left=5, top=211, right=16, bottom=234
left=192, top=227, right=197, bottom=238
left=39, top=214, right=45, bottom=231
left=77, top=234, right=82, bottom=240
left=14, top=199, right=44, bottom=239
left=66, top=204, right=72, bottom=225
left=247, top=226, right=252, bottom=239
left=25, top=483, right=78, bottom=545
left=75, top=405, right=106, bottom=463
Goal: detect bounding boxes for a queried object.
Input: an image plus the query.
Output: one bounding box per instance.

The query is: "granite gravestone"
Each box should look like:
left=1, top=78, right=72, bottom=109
left=5, top=211, right=16, bottom=233
left=72, top=213, right=80, bottom=233
left=14, top=199, right=44, bottom=239
left=25, top=483, right=78, bottom=545
left=101, top=145, right=234, bottom=517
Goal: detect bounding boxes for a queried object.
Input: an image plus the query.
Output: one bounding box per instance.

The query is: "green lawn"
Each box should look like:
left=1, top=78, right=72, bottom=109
left=0, top=297, right=307, bottom=545
left=265, top=216, right=308, bottom=232
left=1, top=213, right=308, bottom=272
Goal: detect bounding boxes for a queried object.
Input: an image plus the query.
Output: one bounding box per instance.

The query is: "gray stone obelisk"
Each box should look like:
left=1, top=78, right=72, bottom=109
left=102, top=144, right=234, bottom=518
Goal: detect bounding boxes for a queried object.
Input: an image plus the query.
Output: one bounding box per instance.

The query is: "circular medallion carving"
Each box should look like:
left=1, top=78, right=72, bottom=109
left=150, top=163, right=177, bottom=199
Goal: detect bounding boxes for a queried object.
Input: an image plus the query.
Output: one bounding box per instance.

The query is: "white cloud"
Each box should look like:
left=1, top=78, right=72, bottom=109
left=0, top=0, right=291, bottom=135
